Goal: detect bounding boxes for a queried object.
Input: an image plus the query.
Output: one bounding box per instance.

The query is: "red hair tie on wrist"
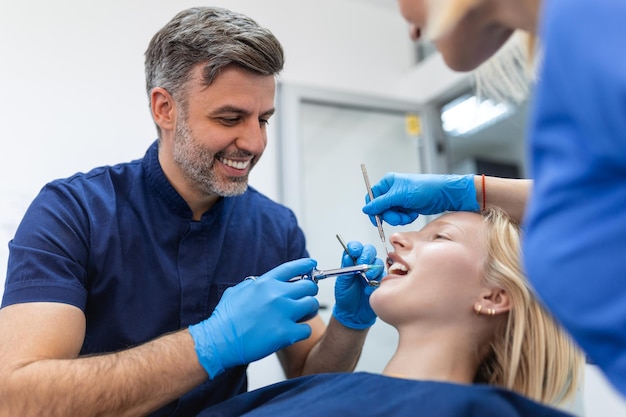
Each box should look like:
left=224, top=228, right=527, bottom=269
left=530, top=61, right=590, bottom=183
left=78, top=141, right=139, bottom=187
left=481, top=174, right=486, bottom=211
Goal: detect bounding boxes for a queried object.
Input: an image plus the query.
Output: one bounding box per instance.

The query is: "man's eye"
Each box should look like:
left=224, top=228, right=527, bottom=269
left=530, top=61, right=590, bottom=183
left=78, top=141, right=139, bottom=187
left=259, top=118, right=269, bottom=126
left=220, top=117, right=240, bottom=125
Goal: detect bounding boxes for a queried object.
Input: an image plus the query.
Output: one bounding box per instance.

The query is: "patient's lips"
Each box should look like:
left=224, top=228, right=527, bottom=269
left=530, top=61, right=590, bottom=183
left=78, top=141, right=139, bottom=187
left=382, top=253, right=409, bottom=283
left=386, top=252, right=409, bottom=275
left=386, top=253, right=408, bottom=275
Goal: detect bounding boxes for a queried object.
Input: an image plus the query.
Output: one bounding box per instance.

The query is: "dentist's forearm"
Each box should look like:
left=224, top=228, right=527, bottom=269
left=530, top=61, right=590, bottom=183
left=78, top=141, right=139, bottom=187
left=0, top=330, right=206, bottom=417
left=301, top=316, right=369, bottom=375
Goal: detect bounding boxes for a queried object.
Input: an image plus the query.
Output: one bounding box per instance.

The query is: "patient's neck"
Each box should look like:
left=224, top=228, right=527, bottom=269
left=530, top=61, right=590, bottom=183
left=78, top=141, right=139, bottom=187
left=382, top=327, right=481, bottom=385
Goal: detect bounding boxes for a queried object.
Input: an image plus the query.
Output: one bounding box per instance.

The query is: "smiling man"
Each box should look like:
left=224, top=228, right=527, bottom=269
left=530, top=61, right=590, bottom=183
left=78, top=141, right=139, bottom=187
left=153, top=63, right=276, bottom=219
left=0, top=7, right=380, bottom=417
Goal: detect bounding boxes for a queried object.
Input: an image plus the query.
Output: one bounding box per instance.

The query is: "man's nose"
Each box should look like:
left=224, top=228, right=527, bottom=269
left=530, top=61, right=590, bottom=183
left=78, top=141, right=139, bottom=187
left=236, top=120, right=267, bottom=154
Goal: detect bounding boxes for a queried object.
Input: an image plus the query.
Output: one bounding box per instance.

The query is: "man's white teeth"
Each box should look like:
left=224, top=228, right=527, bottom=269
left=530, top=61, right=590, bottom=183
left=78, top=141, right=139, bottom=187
left=389, top=262, right=408, bottom=275
left=221, top=158, right=250, bottom=170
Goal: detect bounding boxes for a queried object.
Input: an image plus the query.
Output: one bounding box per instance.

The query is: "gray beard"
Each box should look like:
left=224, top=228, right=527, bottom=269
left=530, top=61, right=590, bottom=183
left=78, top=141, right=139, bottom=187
left=172, top=117, right=250, bottom=198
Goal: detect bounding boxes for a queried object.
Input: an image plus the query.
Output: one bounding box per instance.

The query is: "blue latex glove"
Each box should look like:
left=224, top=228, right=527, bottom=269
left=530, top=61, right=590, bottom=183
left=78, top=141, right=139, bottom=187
left=189, top=258, right=319, bottom=379
left=362, top=173, right=479, bottom=226
left=333, top=241, right=384, bottom=329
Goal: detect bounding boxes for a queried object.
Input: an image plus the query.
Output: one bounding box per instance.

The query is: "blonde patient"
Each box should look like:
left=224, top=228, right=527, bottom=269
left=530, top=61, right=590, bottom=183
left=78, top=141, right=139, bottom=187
left=375, top=209, right=582, bottom=406
left=200, top=208, right=583, bottom=417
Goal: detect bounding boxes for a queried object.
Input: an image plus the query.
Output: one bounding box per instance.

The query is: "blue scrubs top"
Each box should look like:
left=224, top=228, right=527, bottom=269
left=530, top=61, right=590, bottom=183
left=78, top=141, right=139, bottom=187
left=524, top=0, right=626, bottom=398
left=2, top=140, right=308, bottom=416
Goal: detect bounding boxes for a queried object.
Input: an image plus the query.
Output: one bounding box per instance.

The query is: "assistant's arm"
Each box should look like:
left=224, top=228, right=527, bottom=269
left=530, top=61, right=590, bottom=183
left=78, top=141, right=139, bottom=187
left=362, top=173, right=531, bottom=225
left=476, top=176, right=531, bottom=222
left=0, top=302, right=205, bottom=417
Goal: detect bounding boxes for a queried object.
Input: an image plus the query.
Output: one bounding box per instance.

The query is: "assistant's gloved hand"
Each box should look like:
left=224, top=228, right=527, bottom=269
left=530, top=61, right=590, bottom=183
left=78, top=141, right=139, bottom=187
left=362, top=173, right=479, bottom=226
left=189, top=258, right=319, bottom=379
left=333, top=241, right=384, bottom=329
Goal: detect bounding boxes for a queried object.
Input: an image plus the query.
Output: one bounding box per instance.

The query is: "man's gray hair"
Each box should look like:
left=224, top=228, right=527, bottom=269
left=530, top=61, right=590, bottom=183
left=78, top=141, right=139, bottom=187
left=145, top=7, right=284, bottom=103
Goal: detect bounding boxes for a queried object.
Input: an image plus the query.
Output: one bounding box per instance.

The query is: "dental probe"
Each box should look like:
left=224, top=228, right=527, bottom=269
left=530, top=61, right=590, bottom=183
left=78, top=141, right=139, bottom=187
left=336, top=233, right=379, bottom=287
left=289, top=264, right=383, bottom=284
left=360, top=164, right=390, bottom=260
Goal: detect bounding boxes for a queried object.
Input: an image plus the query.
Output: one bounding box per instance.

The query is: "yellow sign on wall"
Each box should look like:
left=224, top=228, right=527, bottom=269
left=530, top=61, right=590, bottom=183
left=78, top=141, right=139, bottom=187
left=405, top=114, right=421, bottom=136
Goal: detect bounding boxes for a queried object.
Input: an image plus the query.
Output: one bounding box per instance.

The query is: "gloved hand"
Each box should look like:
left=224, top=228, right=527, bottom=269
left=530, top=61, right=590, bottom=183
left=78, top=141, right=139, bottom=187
left=333, top=241, right=384, bottom=329
left=189, top=258, right=319, bottom=379
left=362, top=173, right=479, bottom=226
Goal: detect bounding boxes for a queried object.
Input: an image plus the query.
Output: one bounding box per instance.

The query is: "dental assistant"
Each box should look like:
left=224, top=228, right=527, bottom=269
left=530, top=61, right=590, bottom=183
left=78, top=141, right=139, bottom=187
left=363, top=0, right=626, bottom=397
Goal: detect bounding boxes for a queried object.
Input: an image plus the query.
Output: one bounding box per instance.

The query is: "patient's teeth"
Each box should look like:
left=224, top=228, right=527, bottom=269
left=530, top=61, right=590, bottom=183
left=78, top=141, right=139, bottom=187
left=389, top=263, right=408, bottom=275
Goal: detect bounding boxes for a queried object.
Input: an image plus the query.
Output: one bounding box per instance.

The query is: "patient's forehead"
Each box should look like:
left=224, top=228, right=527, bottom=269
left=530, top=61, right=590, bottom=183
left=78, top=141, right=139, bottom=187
left=419, top=212, right=485, bottom=247
left=425, top=211, right=482, bottom=229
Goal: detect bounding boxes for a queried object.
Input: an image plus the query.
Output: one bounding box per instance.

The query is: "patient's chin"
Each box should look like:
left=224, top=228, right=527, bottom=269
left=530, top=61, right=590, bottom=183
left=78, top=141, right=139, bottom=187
left=368, top=288, right=390, bottom=319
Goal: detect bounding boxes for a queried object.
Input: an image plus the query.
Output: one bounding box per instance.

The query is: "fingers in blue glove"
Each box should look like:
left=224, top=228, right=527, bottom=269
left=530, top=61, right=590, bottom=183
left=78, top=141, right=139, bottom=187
left=355, top=242, right=377, bottom=265
left=363, top=187, right=419, bottom=227
left=283, top=295, right=320, bottom=323
left=189, top=258, right=320, bottom=379
left=342, top=241, right=384, bottom=284
left=334, top=243, right=382, bottom=329
left=361, top=173, right=479, bottom=227
left=261, top=258, right=318, bottom=283
left=343, top=240, right=363, bottom=262
left=363, top=257, right=385, bottom=293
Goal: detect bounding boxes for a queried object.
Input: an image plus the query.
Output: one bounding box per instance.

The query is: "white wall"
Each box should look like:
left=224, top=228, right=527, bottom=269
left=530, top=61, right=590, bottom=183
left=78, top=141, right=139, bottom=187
left=0, top=0, right=425, bottom=291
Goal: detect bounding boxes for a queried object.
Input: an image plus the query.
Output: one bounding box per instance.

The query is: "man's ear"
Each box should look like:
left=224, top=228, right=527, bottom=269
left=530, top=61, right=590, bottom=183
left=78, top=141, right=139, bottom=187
left=150, top=87, right=176, bottom=133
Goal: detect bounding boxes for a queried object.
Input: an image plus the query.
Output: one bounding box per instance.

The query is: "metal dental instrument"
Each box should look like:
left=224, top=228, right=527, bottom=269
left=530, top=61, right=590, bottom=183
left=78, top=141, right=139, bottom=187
left=336, top=233, right=379, bottom=287
left=360, top=164, right=390, bottom=260
left=289, top=264, right=383, bottom=284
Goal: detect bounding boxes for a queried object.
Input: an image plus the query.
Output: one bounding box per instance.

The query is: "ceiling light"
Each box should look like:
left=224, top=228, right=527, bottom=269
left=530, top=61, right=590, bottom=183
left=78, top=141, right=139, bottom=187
left=441, top=94, right=513, bottom=137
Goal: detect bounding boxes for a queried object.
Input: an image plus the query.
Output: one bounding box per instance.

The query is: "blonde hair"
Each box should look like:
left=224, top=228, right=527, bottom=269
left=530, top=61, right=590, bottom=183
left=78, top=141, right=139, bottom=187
left=476, top=208, right=583, bottom=406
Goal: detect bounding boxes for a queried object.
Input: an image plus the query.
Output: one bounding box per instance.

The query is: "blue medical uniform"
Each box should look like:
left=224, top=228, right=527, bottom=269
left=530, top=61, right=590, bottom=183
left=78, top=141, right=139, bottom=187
left=524, top=0, right=626, bottom=397
left=198, top=372, right=575, bottom=417
left=2, top=140, right=308, bottom=416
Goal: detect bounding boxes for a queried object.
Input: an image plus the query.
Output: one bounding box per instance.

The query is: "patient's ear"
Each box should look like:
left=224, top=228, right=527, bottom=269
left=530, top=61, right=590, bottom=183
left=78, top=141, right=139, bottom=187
left=478, top=288, right=511, bottom=315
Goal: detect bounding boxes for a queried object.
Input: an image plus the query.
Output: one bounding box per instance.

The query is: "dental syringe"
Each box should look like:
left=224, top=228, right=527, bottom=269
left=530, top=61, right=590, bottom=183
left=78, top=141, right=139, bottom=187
left=289, top=264, right=383, bottom=284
